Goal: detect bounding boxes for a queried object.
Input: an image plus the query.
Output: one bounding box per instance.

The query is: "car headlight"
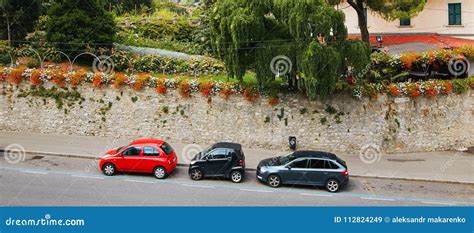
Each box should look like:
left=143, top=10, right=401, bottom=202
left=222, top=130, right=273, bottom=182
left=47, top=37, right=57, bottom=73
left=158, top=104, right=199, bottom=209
left=259, top=166, right=268, bottom=173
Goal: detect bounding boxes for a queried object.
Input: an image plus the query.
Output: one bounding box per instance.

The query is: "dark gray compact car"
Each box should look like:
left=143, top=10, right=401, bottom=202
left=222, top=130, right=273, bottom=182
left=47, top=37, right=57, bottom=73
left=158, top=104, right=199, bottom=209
left=189, top=142, right=245, bottom=183
left=256, top=150, right=348, bottom=192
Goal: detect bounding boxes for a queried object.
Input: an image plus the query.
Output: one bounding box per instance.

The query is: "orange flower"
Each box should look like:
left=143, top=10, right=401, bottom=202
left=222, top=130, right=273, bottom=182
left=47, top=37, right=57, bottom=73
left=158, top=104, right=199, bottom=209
left=406, top=83, right=421, bottom=97
left=440, top=82, right=452, bottom=95
left=155, top=79, right=167, bottom=95
left=424, top=83, right=437, bottom=97
left=268, top=97, right=279, bottom=106
left=69, top=69, right=86, bottom=86
left=399, top=52, right=420, bottom=69
left=30, top=69, right=42, bottom=86
left=51, top=70, right=67, bottom=87
left=112, top=72, right=128, bottom=89
left=387, top=84, right=400, bottom=97
left=199, top=82, right=214, bottom=97
left=219, top=85, right=233, bottom=100
left=178, top=81, right=191, bottom=98
left=132, top=73, right=150, bottom=91
left=92, top=73, right=103, bottom=88
left=242, top=86, right=259, bottom=102
left=8, top=67, right=26, bottom=85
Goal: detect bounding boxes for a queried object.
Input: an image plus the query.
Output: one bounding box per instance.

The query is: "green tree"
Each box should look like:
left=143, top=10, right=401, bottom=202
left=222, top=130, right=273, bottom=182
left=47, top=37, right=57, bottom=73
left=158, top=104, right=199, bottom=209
left=0, top=0, right=41, bottom=46
left=328, top=0, right=426, bottom=43
left=45, top=0, right=116, bottom=53
left=210, top=0, right=370, bottom=100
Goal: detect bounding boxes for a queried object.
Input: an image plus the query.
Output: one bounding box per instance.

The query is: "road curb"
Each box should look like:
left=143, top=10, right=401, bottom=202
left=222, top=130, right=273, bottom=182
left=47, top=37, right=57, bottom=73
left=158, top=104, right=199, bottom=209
left=3, top=149, right=474, bottom=185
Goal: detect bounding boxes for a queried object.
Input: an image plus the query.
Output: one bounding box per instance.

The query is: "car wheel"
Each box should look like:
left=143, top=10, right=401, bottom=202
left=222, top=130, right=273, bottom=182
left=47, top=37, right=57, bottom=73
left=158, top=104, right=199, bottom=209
left=230, top=170, right=243, bottom=183
left=267, top=174, right=281, bottom=188
left=153, top=166, right=167, bottom=179
left=190, top=168, right=203, bottom=180
left=326, top=179, right=340, bottom=192
left=102, top=163, right=115, bottom=176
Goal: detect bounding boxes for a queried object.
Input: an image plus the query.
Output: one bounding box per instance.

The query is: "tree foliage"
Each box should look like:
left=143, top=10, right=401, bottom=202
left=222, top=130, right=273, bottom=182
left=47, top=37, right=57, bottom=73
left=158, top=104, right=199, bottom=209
left=104, top=0, right=153, bottom=14
left=0, top=0, right=41, bottom=46
left=328, top=0, right=426, bottom=42
left=45, top=0, right=116, bottom=54
left=210, top=0, right=370, bottom=100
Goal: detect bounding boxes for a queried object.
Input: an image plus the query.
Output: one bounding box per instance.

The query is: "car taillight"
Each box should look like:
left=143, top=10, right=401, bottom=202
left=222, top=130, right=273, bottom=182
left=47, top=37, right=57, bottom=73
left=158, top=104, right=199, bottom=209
left=168, top=160, right=172, bottom=165
left=342, top=170, right=348, bottom=176
left=239, top=159, right=244, bottom=166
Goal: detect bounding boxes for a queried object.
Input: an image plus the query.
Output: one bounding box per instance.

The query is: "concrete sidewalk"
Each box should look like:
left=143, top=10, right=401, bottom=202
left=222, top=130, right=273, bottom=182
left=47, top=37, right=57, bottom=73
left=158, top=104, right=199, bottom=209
left=0, top=131, right=472, bottom=184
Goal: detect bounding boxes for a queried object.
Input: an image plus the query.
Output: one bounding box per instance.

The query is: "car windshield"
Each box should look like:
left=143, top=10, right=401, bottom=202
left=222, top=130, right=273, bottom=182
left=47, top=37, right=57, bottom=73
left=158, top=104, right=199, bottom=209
left=115, top=146, right=123, bottom=154
left=199, top=146, right=212, bottom=159
left=160, top=142, right=174, bottom=155
left=278, top=152, right=296, bottom=165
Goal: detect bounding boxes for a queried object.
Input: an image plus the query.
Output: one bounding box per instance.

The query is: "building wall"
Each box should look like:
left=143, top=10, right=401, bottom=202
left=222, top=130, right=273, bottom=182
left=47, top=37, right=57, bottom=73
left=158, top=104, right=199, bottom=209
left=1, top=83, right=472, bottom=154
left=339, top=0, right=474, bottom=39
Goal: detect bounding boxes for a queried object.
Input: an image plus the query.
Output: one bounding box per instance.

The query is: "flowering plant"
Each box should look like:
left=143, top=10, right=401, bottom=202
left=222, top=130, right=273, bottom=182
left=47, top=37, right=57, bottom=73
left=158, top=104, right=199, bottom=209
left=242, top=86, right=259, bottom=102
left=30, top=69, right=42, bottom=86
left=178, top=80, right=192, bottom=98
left=156, top=79, right=167, bottom=95
left=112, top=72, right=128, bottom=89
left=199, top=82, right=214, bottom=97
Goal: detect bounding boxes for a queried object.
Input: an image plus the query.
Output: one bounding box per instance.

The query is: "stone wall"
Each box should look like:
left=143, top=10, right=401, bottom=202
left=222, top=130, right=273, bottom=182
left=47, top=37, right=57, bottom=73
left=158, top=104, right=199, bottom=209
left=1, top=83, right=473, bottom=154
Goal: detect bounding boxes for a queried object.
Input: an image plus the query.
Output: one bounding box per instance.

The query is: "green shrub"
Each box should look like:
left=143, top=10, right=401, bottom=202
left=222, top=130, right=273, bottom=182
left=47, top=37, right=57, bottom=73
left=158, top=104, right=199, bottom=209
left=45, top=0, right=117, bottom=54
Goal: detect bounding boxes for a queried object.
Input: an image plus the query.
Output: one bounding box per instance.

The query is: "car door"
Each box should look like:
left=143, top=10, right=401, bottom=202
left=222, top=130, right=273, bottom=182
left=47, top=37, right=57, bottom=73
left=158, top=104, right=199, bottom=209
left=115, top=146, right=142, bottom=172
left=281, top=158, right=309, bottom=184
left=305, top=159, right=326, bottom=185
left=140, top=146, right=162, bottom=172
left=205, top=148, right=231, bottom=176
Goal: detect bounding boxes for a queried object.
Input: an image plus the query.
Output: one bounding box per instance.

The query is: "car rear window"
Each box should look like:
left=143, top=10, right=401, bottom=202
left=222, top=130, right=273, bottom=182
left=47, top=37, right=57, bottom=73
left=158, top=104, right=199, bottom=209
left=160, top=142, right=174, bottom=155
left=336, top=158, right=347, bottom=168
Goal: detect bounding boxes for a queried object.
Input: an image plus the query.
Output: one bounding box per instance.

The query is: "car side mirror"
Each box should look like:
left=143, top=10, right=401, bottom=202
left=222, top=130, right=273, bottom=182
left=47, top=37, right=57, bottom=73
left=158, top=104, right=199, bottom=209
left=286, top=165, right=291, bottom=170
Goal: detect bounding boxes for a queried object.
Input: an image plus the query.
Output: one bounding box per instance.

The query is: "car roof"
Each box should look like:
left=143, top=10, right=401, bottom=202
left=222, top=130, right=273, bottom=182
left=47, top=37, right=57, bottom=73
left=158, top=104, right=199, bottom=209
left=293, top=150, right=337, bottom=160
left=212, top=142, right=242, bottom=152
left=129, top=138, right=165, bottom=146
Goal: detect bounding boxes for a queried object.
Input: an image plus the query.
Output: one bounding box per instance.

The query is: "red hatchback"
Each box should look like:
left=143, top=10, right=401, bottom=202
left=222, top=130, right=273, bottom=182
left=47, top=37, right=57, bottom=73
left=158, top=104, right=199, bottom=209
left=99, top=138, right=178, bottom=179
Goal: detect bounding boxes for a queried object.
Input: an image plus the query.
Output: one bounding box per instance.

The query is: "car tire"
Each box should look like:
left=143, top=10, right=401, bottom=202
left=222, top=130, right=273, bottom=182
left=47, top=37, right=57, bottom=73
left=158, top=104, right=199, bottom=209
left=190, top=168, right=203, bottom=180
left=102, top=163, right=115, bottom=176
left=325, top=179, right=340, bottom=192
left=230, top=170, right=243, bottom=183
left=153, top=166, right=168, bottom=179
left=267, top=174, right=281, bottom=188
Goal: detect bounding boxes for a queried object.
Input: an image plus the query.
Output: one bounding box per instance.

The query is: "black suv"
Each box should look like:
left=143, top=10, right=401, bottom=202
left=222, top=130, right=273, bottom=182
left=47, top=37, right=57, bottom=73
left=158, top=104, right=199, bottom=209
left=256, top=150, right=349, bottom=192
left=189, top=142, right=245, bottom=183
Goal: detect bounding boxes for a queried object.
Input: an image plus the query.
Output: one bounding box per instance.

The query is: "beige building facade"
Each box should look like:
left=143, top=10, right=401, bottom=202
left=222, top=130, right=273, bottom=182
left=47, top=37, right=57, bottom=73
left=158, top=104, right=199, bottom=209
left=338, top=0, right=474, bottom=40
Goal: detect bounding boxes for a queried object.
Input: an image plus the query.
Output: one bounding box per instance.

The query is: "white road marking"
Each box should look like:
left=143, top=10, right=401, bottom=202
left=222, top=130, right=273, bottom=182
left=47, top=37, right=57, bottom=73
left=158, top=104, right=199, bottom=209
left=182, top=184, right=215, bottom=189
left=361, top=197, right=395, bottom=201
left=299, top=192, right=333, bottom=197
left=21, top=170, right=48, bottom=175
left=421, top=201, right=455, bottom=206
left=125, top=179, right=155, bottom=184
left=239, top=189, right=274, bottom=193
left=71, top=175, right=104, bottom=179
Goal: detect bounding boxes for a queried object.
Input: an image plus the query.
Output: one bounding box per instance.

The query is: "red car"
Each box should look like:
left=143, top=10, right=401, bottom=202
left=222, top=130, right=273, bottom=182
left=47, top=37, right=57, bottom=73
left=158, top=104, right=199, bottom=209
left=99, top=138, right=178, bottom=179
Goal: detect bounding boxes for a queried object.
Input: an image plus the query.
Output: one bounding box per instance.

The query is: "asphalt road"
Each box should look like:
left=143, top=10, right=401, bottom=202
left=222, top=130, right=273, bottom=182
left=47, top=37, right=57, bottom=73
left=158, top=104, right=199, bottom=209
left=1, top=154, right=473, bottom=206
